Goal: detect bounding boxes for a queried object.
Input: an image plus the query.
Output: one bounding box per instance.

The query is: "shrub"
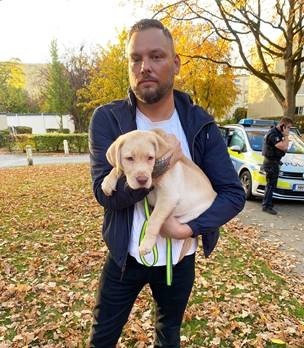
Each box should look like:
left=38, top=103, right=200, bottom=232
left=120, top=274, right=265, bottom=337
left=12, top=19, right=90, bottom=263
left=294, top=115, right=304, bottom=134
left=233, top=107, right=248, bottom=123
left=11, top=133, right=89, bottom=153
left=0, top=129, right=10, bottom=147
left=46, top=128, right=59, bottom=133
left=10, top=134, right=36, bottom=152
left=46, top=128, right=70, bottom=134
left=15, top=126, right=32, bottom=134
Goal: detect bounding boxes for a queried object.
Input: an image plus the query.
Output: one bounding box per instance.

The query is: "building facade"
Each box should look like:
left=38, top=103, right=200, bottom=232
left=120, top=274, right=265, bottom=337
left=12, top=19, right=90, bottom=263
left=227, top=74, right=249, bottom=119
left=248, top=61, right=304, bottom=118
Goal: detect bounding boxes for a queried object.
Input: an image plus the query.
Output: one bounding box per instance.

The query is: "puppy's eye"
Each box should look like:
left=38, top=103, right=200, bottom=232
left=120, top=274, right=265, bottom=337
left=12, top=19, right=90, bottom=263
left=148, top=156, right=154, bottom=161
left=126, top=156, right=134, bottom=161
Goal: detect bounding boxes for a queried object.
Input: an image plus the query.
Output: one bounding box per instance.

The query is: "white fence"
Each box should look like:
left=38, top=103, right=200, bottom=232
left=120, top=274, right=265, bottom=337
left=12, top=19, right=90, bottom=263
left=2, top=114, right=75, bottom=134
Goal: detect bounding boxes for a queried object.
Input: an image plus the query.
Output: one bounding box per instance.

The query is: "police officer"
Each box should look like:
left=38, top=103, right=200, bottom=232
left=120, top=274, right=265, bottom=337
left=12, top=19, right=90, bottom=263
left=262, top=117, right=293, bottom=214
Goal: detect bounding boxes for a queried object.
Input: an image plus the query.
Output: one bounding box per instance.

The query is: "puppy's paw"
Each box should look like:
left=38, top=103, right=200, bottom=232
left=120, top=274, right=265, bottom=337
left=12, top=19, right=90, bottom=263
left=139, top=244, right=152, bottom=256
left=101, top=176, right=117, bottom=196
left=139, top=235, right=156, bottom=255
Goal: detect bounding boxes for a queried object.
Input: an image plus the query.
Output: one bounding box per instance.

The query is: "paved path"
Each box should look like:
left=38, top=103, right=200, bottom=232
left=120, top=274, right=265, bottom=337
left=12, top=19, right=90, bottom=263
left=0, top=153, right=89, bottom=168
left=238, top=199, right=304, bottom=276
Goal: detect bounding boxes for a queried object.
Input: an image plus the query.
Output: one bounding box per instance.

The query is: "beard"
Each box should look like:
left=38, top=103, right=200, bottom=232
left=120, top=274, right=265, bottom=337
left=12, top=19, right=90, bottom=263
left=131, top=76, right=174, bottom=104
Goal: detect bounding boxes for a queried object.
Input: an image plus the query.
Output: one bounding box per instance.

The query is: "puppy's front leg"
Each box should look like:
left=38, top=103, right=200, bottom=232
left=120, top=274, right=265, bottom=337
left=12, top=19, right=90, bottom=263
left=101, top=168, right=121, bottom=196
left=139, top=189, right=178, bottom=255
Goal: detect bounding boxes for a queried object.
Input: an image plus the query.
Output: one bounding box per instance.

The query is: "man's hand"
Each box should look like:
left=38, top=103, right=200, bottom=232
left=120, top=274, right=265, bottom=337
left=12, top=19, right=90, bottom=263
left=160, top=215, right=193, bottom=240
left=282, top=127, right=290, bottom=137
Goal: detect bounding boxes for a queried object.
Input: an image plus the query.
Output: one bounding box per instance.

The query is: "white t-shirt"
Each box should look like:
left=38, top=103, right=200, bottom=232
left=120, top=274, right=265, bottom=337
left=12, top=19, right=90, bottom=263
left=128, top=108, right=198, bottom=266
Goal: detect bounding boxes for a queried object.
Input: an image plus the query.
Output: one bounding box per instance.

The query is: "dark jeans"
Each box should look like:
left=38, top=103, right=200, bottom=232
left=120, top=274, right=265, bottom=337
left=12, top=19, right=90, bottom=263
left=262, top=161, right=280, bottom=208
left=89, top=253, right=195, bottom=348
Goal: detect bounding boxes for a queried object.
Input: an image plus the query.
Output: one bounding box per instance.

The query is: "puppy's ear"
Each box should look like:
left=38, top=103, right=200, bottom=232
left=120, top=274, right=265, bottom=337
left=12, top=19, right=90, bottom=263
left=150, top=128, right=167, bottom=139
left=150, top=129, right=171, bottom=158
left=106, top=136, right=124, bottom=172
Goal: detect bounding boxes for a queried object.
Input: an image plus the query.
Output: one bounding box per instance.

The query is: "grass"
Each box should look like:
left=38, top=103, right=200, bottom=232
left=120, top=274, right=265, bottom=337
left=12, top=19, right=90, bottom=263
left=0, top=163, right=303, bottom=347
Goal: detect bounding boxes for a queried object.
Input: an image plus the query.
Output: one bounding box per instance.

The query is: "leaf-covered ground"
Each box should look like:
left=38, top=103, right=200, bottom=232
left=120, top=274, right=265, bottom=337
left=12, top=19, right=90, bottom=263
left=0, top=164, right=303, bottom=347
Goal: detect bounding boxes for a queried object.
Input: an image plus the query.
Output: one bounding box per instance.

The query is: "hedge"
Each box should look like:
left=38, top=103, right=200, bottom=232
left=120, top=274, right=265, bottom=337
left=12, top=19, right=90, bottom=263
left=46, top=128, right=70, bottom=134
left=0, top=129, right=10, bottom=147
left=8, top=133, right=89, bottom=153
left=15, top=126, right=32, bottom=134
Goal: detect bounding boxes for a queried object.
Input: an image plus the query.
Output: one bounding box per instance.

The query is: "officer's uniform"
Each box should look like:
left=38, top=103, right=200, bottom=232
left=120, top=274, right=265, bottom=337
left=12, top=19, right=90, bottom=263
left=262, top=126, right=285, bottom=208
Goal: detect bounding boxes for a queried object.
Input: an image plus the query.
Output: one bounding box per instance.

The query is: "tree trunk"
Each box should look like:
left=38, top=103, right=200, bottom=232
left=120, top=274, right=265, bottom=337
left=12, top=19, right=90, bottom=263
left=283, top=60, right=296, bottom=120
left=282, top=0, right=296, bottom=121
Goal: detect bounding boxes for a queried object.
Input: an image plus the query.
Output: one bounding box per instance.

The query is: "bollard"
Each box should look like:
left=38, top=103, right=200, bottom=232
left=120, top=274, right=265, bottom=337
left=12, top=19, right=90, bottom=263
left=25, top=145, right=33, bottom=166
left=63, top=139, right=69, bottom=155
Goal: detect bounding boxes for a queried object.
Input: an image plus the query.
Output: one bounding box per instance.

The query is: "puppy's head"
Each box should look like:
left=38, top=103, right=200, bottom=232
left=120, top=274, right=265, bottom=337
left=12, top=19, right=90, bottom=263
left=106, top=130, right=170, bottom=189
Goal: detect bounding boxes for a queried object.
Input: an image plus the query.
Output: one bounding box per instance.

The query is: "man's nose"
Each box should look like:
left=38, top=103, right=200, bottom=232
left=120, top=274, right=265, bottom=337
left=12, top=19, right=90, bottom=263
left=140, top=58, right=152, bottom=73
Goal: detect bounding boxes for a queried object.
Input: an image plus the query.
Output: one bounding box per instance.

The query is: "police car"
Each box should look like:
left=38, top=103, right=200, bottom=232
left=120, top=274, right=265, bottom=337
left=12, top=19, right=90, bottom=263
left=220, top=119, right=304, bottom=200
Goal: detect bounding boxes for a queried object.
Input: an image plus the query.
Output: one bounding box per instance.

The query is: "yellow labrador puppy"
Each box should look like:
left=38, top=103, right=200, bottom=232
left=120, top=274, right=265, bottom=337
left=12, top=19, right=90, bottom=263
left=101, top=129, right=217, bottom=256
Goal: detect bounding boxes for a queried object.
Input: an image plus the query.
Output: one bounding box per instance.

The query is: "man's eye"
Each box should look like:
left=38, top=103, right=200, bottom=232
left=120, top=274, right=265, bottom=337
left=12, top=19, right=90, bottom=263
left=126, top=157, right=134, bottom=161
left=152, top=55, right=161, bottom=61
left=131, top=57, right=141, bottom=63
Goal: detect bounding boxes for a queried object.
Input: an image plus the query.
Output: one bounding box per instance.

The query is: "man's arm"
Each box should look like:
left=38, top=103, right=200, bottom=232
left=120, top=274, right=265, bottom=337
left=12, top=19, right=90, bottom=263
left=274, top=129, right=289, bottom=152
left=89, top=107, right=150, bottom=210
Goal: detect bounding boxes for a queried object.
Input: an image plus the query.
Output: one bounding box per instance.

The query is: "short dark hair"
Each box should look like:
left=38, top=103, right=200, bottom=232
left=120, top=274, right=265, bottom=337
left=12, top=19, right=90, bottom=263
left=128, top=18, right=174, bottom=45
left=280, top=117, right=293, bottom=126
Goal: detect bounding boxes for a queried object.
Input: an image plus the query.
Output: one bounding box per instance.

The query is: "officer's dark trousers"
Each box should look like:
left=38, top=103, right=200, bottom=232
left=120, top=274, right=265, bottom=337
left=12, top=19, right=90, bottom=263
left=262, top=161, right=280, bottom=208
left=89, top=253, right=195, bottom=348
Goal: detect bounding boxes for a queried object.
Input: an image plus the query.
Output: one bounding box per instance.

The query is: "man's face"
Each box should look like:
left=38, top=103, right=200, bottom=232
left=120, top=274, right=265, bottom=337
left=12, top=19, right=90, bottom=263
left=280, top=123, right=292, bottom=133
left=285, top=123, right=292, bottom=131
left=127, top=28, right=180, bottom=104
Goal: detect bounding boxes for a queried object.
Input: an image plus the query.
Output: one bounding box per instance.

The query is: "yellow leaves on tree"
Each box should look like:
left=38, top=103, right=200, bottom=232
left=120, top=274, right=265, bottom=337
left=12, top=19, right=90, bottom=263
left=0, top=59, right=28, bottom=112
left=77, top=30, right=129, bottom=114
left=0, top=59, right=26, bottom=89
left=167, top=20, right=238, bottom=120
left=78, top=20, right=237, bottom=120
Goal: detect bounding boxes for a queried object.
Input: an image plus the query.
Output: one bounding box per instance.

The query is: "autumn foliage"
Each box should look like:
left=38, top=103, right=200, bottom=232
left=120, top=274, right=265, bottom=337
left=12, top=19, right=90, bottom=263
left=0, top=164, right=303, bottom=347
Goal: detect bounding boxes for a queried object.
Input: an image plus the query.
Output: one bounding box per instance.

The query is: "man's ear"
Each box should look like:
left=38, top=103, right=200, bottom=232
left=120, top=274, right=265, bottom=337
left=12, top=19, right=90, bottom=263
left=106, top=137, right=124, bottom=172
left=174, top=54, right=181, bottom=75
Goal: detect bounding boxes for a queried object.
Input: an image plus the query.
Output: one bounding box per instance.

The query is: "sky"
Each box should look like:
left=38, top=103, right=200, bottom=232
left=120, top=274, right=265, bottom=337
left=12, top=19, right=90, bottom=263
left=0, top=0, right=152, bottom=64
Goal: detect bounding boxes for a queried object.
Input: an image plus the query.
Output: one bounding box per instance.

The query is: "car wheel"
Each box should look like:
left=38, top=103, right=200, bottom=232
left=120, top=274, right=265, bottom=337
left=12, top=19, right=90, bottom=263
left=239, top=170, right=253, bottom=200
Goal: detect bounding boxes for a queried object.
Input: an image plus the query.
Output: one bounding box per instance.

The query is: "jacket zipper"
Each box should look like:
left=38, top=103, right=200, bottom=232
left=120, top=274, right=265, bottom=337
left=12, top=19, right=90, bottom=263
left=191, top=121, right=214, bottom=162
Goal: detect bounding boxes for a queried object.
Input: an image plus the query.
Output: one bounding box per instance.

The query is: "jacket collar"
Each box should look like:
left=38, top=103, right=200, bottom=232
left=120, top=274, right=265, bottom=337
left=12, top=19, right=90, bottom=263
left=110, top=88, right=214, bottom=138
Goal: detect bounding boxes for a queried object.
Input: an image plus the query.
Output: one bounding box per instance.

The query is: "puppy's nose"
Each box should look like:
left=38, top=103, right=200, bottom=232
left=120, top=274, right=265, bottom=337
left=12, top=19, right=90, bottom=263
left=136, top=176, right=148, bottom=186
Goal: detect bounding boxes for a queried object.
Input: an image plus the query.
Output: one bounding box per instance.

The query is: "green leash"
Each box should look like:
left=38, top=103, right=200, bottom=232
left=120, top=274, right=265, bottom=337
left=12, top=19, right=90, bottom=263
left=139, top=197, right=173, bottom=286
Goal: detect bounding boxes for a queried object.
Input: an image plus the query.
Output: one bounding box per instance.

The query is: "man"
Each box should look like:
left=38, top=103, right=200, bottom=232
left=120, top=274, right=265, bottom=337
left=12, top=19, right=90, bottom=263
left=262, top=117, right=293, bottom=215
left=88, top=19, right=245, bottom=347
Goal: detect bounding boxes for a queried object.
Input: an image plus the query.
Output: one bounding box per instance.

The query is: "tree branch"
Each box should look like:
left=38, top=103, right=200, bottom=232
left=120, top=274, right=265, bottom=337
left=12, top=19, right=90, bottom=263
left=296, top=74, right=304, bottom=93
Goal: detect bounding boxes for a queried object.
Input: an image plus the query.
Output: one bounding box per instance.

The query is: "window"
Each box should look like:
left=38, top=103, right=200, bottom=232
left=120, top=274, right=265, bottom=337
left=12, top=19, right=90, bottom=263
left=247, top=130, right=265, bottom=151
left=229, top=130, right=246, bottom=151
left=295, top=106, right=304, bottom=115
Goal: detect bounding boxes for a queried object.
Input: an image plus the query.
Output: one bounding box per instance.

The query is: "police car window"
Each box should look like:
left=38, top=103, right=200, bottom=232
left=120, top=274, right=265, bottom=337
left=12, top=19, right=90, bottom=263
left=287, top=134, right=304, bottom=154
left=229, top=130, right=246, bottom=150
left=246, top=131, right=265, bottom=151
